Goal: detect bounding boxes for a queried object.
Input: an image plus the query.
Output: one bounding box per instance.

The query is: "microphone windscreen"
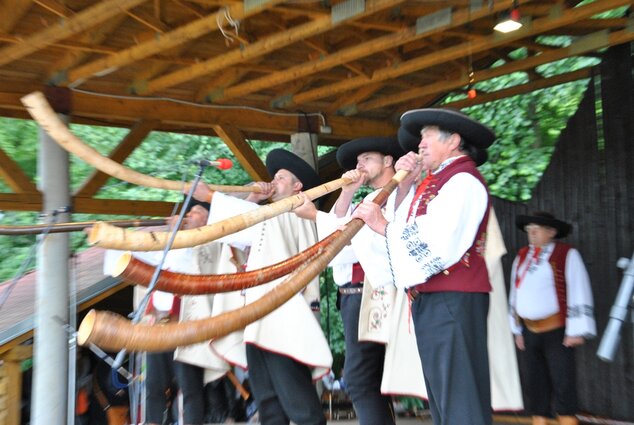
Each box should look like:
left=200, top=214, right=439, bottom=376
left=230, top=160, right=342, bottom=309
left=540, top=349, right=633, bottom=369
left=216, top=158, right=233, bottom=170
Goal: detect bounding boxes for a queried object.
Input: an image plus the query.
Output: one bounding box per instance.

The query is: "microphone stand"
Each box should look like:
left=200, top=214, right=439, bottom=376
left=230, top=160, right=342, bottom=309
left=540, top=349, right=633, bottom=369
left=596, top=251, right=634, bottom=362
left=110, top=162, right=209, bottom=423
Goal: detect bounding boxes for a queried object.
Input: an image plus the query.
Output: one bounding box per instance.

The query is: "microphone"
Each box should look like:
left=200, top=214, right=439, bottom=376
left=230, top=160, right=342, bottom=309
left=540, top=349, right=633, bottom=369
left=191, top=158, right=233, bottom=170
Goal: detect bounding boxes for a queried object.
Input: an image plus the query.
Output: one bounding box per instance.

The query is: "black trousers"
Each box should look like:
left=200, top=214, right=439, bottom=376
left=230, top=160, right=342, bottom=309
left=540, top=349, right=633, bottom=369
left=412, top=291, right=491, bottom=425
left=145, top=351, right=204, bottom=424
left=246, top=344, right=326, bottom=425
left=340, top=287, right=395, bottom=425
left=521, top=327, right=578, bottom=416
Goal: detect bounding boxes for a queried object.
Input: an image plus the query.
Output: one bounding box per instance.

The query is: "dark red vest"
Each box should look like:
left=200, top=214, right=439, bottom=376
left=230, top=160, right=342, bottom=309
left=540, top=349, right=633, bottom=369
left=516, top=242, right=572, bottom=323
left=413, top=156, right=492, bottom=293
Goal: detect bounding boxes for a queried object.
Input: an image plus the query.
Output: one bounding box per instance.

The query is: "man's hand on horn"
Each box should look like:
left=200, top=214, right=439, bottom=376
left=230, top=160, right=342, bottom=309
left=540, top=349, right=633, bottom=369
left=341, top=169, right=366, bottom=195
left=293, top=192, right=318, bottom=221
left=246, top=181, right=274, bottom=203
left=351, top=200, right=388, bottom=236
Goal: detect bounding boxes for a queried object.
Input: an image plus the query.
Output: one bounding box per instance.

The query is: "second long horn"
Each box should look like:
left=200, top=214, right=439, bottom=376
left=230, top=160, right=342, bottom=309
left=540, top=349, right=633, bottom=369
left=88, top=176, right=350, bottom=250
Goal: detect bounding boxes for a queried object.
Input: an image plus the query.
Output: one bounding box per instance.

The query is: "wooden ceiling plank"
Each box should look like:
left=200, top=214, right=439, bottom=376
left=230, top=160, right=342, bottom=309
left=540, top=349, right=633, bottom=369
left=330, top=82, right=383, bottom=115
left=74, top=119, right=159, bottom=198
left=216, top=0, right=518, bottom=103
left=0, top=0, right=148, bottom=68
left=0, top=148, right=38, bottom=193
left=0, top=0, right=33, bottom=33
left=33, top=0, right=74, bottom=18
left=66, top=0, right=288, bottom=87
left=141, top=0, right=409, bottom=94
left=212, top=125, right=270, bottom=181
left=47, top=16, right=127, bottom=82
left=124, top=8, right=171, bottom=33
left=443, top=67, right=593, bottom=110
left=358, top=26, right=634, bottom=113
left=288, top=0, right=632, bottom=106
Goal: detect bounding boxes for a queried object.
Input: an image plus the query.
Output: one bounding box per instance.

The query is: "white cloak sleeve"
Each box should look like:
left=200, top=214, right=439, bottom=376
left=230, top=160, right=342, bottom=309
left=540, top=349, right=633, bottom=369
left=207, top=192, right=260, bottom=249
left=384, top=173, right=488, bottom=289
left=565, top=248, right=597, bottom=338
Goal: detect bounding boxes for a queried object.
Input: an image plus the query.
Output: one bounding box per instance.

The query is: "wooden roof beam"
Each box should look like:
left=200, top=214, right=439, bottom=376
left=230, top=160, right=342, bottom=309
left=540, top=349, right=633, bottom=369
left=443, top=67, right=593, bottom=110
left=0, top=90, right=395, bottom=140
left=65, top=0, right=287, bottom=87
left=0, top=148, right=38, bottom=193
left=74, top=119, right=159, bottom=198
left=215, top=0, right=520, bottom=104
left=286, top=0, right=632, bottom=107
left=0, top=0, right=149, bottom=68
left=357, top=25, right=634, bottom=113
left=140, top=0, right=409, bottom=94
left=212, top=125, right=270, bottom=181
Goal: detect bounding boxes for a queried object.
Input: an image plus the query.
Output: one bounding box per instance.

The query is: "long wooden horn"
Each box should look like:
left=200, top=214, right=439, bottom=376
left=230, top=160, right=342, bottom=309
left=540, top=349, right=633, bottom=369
left=88, top=176, right=350, bottom=250
left=0, top=218, right=167, bottom=235
left=114, top=230, right=339, bottom=295
left=76, top=169, right=408, bottom=352
left=20, top=91, right=259, bottom=194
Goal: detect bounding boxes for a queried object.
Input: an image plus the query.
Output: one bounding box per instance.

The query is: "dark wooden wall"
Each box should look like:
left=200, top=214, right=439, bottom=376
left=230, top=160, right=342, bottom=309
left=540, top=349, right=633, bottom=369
left=492, top=43, right=634, bottom=421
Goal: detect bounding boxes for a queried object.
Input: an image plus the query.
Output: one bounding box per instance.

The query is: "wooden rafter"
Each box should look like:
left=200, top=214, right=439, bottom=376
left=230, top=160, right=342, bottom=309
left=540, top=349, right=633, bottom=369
left=0, top=0, right=148, bottom=68
left=141, top=0, right=409, bottom=94
left=0, top=148, right=38, bottom=193
left=356, top=27, right=634, bottom=113
left=74, top=119, right=159, bottom=198
left=443, top=67, right=593, bottom=110
left=212, top=125, right=270, bottom=181
left=284, top=0, right=632, bottom=107
left=213, top=1, right=516, bottom=103
left=65, top=0, right=288, bottom=86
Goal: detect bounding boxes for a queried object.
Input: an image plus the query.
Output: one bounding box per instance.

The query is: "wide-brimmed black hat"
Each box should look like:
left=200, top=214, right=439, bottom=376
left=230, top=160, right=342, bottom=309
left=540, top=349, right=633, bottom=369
left=336, top=136, right=405, bottom=171
left=397, top=126, right=488, bottom=166
left=400, top=108, right=496, bottom=149
left=265, top=148, right=321, bottom=190
left=516, top=211, right=572, bottom=239
left=183, top=193, right=210, bottom=212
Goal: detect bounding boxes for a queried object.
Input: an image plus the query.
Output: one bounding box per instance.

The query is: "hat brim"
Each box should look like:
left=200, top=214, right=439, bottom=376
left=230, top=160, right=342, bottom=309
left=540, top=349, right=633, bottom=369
left=266, top=149, right=321, bottom=190
left=398, top=126, right=488, bottom=166
left=400, top=108, right=496, bottom=149
left=336, top=136, right=404, bottom=170
left=516, top=215, right=572, bottom=239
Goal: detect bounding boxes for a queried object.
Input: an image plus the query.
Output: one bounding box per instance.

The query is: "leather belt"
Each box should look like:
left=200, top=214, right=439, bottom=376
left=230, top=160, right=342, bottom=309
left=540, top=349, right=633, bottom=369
left=339, top=287, right=363, bottom=295
left=407, top=288, right=422, bottom=301
left=522, top=313, right=564, bottom=333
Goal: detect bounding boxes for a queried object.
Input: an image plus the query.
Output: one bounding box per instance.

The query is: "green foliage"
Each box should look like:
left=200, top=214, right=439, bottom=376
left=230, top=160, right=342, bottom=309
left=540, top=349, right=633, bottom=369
left=320, top=268, right=346, bottom=373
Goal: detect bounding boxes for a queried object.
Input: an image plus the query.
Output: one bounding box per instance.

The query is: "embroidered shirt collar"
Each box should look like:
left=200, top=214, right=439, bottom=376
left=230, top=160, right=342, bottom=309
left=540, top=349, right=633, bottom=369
left=433, top=155, right=467, bottom=174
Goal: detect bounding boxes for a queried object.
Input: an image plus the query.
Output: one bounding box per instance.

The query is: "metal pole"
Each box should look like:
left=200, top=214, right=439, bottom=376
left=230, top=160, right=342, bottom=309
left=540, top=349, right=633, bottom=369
left=30, top=111, right=72, bottom=425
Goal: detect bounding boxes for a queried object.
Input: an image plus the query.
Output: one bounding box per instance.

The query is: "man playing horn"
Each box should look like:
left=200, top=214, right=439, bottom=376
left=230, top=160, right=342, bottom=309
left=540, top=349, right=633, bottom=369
left=352, top=108, right=498, bottom=425
left=294, top=136, right=417, bottom=425
left=191, top=148, right=331, bottom=425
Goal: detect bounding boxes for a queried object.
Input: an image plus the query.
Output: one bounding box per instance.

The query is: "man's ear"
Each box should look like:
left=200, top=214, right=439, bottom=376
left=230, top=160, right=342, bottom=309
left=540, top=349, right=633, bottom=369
left=383, top=155, right=394, bottom=168
left=448, top=133, right=461, bottom=150
left=293, top=180, right=304, bottom=192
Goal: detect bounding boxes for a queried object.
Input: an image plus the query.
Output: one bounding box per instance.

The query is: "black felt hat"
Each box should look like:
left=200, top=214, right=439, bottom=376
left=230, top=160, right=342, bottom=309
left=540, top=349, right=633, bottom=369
left=516, top=211, right=572, bottom=239
left=335, top=136, right=405, bottom=171
left=183, top=194, right=210, bottom=213
left=265, top=148, right=321, bottom=190
left=397, top=126, right=488, bottom=166
left=400, top=108, right=496, bottom=149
